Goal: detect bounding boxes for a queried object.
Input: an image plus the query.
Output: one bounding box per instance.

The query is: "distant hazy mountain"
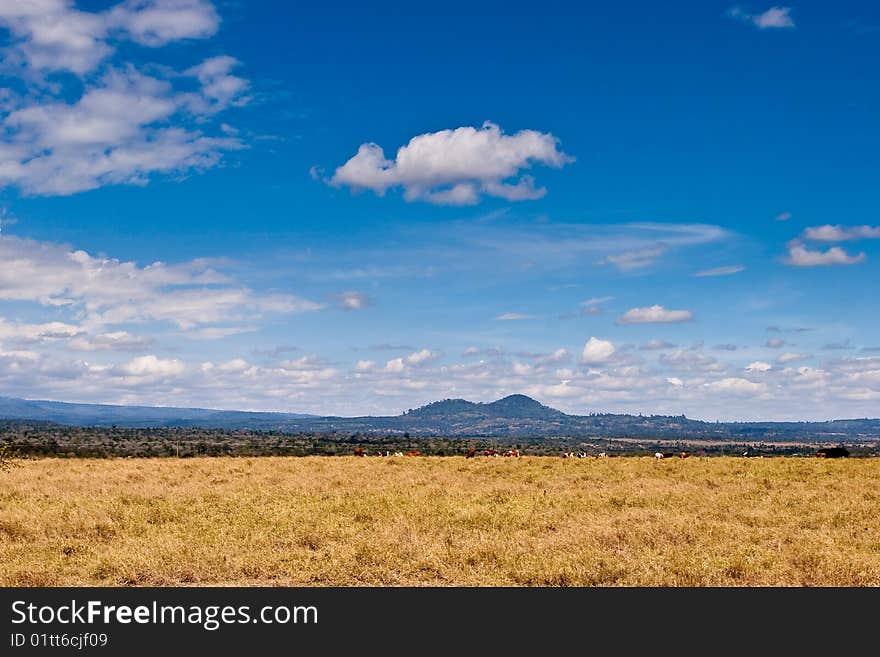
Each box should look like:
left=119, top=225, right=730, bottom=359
left=1, top=394, right=878, bottom=441
left=0, top=396, right=316, bottom=429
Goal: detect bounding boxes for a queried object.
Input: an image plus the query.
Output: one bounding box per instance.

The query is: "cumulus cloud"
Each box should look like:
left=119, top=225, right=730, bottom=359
left=802, top=225, right=880, bottom=242
left=746, top=361, right=772, bottom=372
left=616, top=305, right=693, bottom=325
left=336, top=291, right=373, bottom=311
left=3, top=337, right=880, bottom=420
left=0, top=1, right=249, bottom=196
left=694, top=265, right=745, bottom=277
left=117, top=354, right=184, bottom=377
left=728, top=6, right=795, bottom=29
left=405, top=349, right=437, bottom=366
left=328, top=122, right=573, bottom=205
left=381, top=349, right=437, bottom=373
left=783, top=240, right=866, bottom=266
left=0, top=0, right=219, bottom=75
left=581, top=337, right=615, bottom=364
left=704, top=377, right=767, bottom=395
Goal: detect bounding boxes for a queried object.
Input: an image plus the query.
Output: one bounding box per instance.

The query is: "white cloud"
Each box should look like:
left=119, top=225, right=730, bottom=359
left=217, top=358, right=250, bottom=373
left=117, top=354, right=184, bottom=376
left=380, top=349, right=436, bottom=373
left=328, top=122, right=573, bottom=205
left=0, top=1, right=248, bottom=196
left=0, top=0, right=219, bottom=75
left=2, top=338, right=880, bottom=420
left=384, top=357, right=405, bottom=373
left=802, top=224, right=880, bottom=242
left=110, top=0, right=219, bottom=48
left=745, top=361, right=772, bottom=372
left=336, top=291, right=372, bottom=311
left=68, top=331, right=153, bottom=352
left=184, top=55, right=250, bottom=114
left=695, top=265, right=745, bottom=277
left=600, top=246, right=666, bottom=271
left=766, top=338, right=785, bottom=348
left=777, top=352, right=811, bottom=364
left=617, top=305, right=693, bottom=325
left=405, top=349, right=436, bottom=366
left=183, top=326, right=256, bottom=340
left=581, top=337, right=615, bottom=364
left=537, top=348, right=571, bottom=365
left=704, top=377, right=767, bottom=395
left=775, top=212, right=792, bottom=222
left=640, top=339, right=676, bottom=351
left=495, top=312, right=537, bottom=321
left=659, top=349, right=723, bottom=373
left=728, top=6, right=795, bottom=30
left=0, top=235, right=322, bottom=335
left=783, top=240, right=866, bottom=266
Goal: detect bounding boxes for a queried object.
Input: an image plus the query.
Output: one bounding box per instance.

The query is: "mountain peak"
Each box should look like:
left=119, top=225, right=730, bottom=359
left=484, top=394, right=565, bottom=419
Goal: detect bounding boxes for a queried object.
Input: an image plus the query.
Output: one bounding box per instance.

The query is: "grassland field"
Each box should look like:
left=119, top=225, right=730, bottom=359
left=2, top=455, right=879, bottom=586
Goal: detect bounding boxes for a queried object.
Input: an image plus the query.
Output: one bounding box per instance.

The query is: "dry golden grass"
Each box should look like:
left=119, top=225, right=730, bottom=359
left=2, top=456, right=879, bottom=586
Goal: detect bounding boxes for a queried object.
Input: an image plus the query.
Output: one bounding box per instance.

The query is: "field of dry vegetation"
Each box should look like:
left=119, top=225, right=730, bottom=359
left=2, top=456, right=879, bottom=586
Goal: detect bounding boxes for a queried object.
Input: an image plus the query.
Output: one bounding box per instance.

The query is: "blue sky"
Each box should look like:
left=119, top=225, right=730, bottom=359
left=0, top=0, right=878, bottom=420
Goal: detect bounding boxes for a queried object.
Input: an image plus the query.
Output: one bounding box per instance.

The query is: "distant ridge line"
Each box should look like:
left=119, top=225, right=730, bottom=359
left=0, top=394, right=877, bottom=441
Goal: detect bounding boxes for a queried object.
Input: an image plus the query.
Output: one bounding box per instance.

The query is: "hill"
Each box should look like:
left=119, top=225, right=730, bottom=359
left=0, top=396, right=316, bottom=428
left=0, top=394, right=879, bottom=441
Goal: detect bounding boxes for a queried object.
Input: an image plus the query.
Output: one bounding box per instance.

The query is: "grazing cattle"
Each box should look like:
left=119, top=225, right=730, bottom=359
left=504, top=449, right=521, bottom=457
left=466, top=449, right=477, bottom=459
left=679, top=452, right=688, bottom=459
left=816, top=447, right=849, bottom=458
left=405, top=450, right=421, bottom=457
left=353, top=447, right=365, bottom=457
left=483, top=449, right=500, bottom=457
left=655, top=452, right=664, bottom=460
left=655, top=452, right=676, bottom=460
left=393, top=451, right=404, bottom=457
left=598, top=452, right=607, bottom=458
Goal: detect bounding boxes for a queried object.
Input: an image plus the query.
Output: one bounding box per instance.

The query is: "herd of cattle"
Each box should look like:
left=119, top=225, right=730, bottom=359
left=351, top=446, right=851, bottom=458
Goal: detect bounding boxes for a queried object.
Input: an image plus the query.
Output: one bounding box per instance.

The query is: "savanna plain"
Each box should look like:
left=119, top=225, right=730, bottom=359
left=2, top=456, right=879, bottom=586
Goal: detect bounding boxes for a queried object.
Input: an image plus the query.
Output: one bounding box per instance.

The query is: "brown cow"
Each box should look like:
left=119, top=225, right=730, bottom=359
left=466, top=449, right=477, bottom=459
left=353, top=447, right=365, bottom=457
left=405, top=450, right=421, bottom=457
